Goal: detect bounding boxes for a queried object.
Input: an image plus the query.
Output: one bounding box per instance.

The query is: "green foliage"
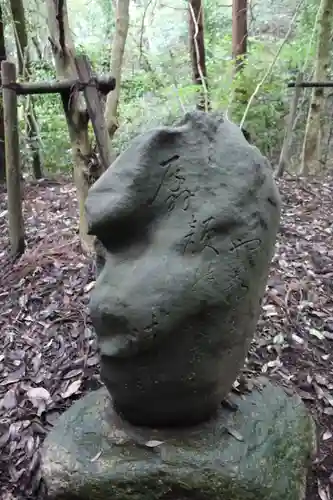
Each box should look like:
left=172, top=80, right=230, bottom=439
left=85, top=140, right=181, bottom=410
left=18, top=61, right=70, bottom=173
left=204, top=0, right=232, bottom=42
left=17, top=0, right=319, bottom=176
left=207, top=38, right=291, bottom=157
left=122, top=72, right=163, bottom=102
left=112, top=3, right=317, bottom=161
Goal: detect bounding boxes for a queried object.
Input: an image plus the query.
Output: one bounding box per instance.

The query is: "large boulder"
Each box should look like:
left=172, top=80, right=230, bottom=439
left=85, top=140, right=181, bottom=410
left=41, top=379, right=316, bottom=500
left=85, top=111, right=281, bottom=427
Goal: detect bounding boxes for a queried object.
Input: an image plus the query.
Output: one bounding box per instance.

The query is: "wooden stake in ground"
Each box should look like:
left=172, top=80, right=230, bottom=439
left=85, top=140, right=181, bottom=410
left=0, top=1, right=6, bottom=183
left=1, top=61, right=25, bottom=257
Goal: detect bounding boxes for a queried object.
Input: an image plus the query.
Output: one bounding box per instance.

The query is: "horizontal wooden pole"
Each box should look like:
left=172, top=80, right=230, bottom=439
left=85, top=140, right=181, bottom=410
left=1, top=75, right=116, bottom=95
left=287, top=81, right=333, bottom=88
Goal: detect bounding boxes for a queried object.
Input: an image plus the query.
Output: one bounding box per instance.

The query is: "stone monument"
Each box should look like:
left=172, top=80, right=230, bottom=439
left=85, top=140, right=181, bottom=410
left=41, top=112, right=316, bottom=500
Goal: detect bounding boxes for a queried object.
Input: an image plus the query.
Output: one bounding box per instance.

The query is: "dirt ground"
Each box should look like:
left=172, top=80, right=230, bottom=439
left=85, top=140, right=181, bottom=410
left=0, top=174, right=332, bottom=500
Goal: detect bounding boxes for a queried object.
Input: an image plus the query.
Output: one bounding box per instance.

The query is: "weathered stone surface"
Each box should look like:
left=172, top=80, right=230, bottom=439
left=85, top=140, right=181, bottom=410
left=41, top=379, right=316, bottom=500
left=85, top=111, right=281, bottom=426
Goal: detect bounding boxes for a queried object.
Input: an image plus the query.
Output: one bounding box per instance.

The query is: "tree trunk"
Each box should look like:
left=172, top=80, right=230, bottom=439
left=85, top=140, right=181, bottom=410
left=232, top=0, right=247, bottom=73
left=276, top=72, right=303, bottom=178
left=104, top=0, right=130, bottom=141
left=230, top=0, right=248, bottom=124
left=10, top=0, right=43, bottom=180
left=0, top=3, right=6, bottom=183
left=188, top=0, right=209, bottom=111
left=300, top=0, right=333, bottom=176
left=46, top=0, right=94, bottom=253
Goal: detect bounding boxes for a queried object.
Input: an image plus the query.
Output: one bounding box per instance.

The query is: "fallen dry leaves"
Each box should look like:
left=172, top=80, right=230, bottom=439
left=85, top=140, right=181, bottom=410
left=0, top=179, right=100, bottom=499
left=0, top=174, right=332, bottom=500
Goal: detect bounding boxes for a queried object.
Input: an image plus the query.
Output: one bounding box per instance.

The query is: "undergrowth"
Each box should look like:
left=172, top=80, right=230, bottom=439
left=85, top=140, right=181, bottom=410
left=17, top=0, right=318, bottom=176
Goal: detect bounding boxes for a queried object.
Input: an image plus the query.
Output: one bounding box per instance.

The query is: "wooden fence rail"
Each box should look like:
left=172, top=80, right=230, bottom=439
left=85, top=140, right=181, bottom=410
left=287, top=81, right=333, bottom=88
left=1, top=74, right=115, bottom=96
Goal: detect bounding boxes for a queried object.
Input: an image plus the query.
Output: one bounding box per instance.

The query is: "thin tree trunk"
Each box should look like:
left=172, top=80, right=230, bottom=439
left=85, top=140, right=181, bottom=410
left=31, top=35, right=43, bottom=60
left=10, top=0, right=43, bottom=180
left=230, top=0, right=248, bottom=124
left=188, top=0, right=209, bottom=111
left=46, top=0, right=94, bottom=252
left=276, top=73, right=303, bottom=178
left=0, top=2, right=6, bottom=183
left=232, top=0, right=247, bottom=73
left=300, top=0, right=333, bottom=176
left=104, top=0, right=130, bottom=141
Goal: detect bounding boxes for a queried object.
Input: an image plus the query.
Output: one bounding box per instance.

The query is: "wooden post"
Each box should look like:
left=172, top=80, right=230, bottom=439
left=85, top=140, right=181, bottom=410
left=276, top=72, right=303, bottom=178
left=75, top=55, right=112, bottom=171
left=2, top=61, right=25, bottom=257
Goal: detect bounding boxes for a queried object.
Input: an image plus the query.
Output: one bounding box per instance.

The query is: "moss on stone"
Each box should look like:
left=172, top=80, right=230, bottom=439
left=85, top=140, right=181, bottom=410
left=41, top=380, right=316, bottom=500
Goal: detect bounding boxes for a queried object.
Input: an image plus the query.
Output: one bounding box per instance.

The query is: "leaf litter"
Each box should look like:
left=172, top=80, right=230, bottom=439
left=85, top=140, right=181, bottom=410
left=0, top=175, right=333, bottom=500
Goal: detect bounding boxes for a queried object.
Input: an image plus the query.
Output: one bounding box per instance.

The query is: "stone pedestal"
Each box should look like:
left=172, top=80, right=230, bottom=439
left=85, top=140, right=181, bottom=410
left=41, top=378, right=316, bottom=500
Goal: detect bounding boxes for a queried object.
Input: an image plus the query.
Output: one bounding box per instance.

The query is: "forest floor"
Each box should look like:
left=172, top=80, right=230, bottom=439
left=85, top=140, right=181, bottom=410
left=0, top=174, right=332, bottom=500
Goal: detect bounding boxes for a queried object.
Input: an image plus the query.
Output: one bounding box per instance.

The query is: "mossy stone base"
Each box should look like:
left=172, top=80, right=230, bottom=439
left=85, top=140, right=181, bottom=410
left=41, top=378, right=316, bottom=500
